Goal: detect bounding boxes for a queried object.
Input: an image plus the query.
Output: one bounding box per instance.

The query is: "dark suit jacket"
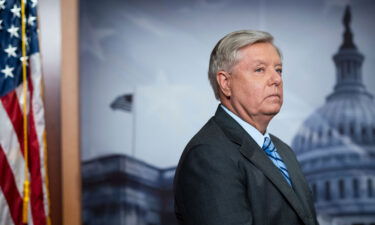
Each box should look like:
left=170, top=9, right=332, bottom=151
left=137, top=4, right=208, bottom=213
left=173, top=106, right=318, bottom=225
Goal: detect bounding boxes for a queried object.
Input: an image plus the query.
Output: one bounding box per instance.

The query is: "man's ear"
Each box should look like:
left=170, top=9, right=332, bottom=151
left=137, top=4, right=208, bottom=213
left=216, top=71, right=231, bottom=98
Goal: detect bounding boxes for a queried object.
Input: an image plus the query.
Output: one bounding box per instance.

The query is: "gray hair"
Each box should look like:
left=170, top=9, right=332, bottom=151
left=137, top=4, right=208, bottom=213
left=208, top=30, right=281, bottom=100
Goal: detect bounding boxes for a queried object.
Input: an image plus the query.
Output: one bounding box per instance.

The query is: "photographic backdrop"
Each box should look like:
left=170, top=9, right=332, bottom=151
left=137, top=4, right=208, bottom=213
left=79, top=0, right=375, bottom=224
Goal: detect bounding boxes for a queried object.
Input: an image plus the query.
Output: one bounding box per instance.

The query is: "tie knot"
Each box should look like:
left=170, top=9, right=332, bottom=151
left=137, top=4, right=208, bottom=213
left=262, top=137, right=275, bottom=152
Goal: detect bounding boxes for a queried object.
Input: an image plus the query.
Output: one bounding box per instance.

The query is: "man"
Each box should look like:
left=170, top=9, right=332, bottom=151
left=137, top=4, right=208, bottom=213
left=173, top=30, right=318, bottom=225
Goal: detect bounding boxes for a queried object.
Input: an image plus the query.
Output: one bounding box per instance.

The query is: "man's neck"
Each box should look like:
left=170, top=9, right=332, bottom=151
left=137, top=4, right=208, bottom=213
left=220, top=104, right=269, bottom=147
left=221, top=102, right=273, bottom=135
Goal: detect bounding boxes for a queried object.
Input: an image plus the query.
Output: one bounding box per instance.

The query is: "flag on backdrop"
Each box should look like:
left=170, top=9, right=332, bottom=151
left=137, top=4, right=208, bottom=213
left=0, top=0, right=50, bottom=225
left=110, top=94, right=133, bottom=112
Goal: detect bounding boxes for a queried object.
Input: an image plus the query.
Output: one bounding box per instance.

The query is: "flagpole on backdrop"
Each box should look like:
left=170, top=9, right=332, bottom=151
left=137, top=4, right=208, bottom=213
left=131, top=88, right=136, bottom=158
left=110, top=92, right=135, bottom=157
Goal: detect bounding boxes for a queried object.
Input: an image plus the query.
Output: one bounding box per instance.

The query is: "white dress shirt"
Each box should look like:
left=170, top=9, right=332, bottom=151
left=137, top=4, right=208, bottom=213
left=220, top=104, right=270, bottom=147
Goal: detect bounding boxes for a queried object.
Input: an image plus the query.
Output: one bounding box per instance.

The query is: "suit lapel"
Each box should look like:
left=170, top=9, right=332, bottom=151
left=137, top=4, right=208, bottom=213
left=238, top=139, right=310, bottom=225
left=272, top=136, right=315, bottom=221
left=213, top=106, right=311, bottom=225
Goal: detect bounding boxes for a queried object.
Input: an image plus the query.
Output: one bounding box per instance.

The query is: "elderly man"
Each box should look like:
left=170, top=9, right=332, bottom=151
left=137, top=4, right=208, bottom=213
left=173, top=30, right=318, bottom=225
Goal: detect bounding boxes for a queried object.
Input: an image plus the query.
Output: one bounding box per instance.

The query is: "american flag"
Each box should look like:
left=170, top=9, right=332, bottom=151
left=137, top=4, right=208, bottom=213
left=110, top=94, right=133, bottom=112
left=0, top=0, right=50, bottom=225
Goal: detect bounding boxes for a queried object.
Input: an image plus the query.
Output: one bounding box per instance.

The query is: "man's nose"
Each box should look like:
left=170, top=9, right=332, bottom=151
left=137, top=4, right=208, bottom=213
left=270, top=70, right=282, bottom=86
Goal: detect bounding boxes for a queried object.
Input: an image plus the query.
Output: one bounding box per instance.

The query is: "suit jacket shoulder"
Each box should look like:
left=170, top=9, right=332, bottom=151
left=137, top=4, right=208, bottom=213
left=173, top=105, right=318, bottom=225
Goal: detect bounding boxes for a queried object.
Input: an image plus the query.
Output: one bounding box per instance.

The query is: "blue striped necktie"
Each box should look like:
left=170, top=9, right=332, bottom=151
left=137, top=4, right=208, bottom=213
left=262, top=137, right=292, bottom=186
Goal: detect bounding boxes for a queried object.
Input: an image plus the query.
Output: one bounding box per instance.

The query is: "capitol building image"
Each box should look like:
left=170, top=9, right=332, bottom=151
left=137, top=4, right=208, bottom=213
left=292, top=6, right=375, bottom=225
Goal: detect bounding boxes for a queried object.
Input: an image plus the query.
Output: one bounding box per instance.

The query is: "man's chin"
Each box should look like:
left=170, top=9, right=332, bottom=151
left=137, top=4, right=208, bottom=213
left=263, top=107, right=281, bottom=116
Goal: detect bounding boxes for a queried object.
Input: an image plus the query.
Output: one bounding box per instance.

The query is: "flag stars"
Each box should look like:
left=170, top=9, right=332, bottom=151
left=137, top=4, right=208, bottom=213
left=28, top=15, right=36, bottom=26
left=0, top=20, right=3, bottom=30
left=1, top=65, right=14, bottom=78
left=31, top=0, right=37, bottom=8
left=0, top=0, right=5, bottom=10
left=4, top=45, right=17, bottom=57
left=7, top=25, right=19, bottom=38
left=22, top=34, right=30, bottom=47
left=10, top=4, right=21, bottom=18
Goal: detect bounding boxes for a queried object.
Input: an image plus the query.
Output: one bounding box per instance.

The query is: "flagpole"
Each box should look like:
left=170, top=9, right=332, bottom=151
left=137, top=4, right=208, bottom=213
left=20, top=0, right=30, bottom=223
left=131, top=89, right=136, bottom=158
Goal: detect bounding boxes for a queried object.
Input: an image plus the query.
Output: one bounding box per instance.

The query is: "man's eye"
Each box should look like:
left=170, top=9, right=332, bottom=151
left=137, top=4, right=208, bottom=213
left=276, top=68, right=283, bottom=74
left=255, top=68, right=264, bottom=72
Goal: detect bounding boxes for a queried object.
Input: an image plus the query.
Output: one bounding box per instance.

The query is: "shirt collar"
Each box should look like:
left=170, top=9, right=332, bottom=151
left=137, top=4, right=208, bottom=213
left=220, top=104, right=270, bottom=148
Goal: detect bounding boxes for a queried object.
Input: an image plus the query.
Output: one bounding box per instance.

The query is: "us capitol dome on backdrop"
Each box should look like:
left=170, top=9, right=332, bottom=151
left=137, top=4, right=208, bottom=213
left=291, top=6, right=375, bottom=225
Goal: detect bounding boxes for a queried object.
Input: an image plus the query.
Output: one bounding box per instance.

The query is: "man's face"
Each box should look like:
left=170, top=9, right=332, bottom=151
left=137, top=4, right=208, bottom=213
left=228, top=42, right=283, bottom=118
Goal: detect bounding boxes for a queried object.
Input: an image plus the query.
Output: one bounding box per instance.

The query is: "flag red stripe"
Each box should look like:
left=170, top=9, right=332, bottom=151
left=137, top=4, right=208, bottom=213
left=0, top=91, right=25, bottom=156
left=28, top=77, right=47, bottom=225
left=1, top=77, right=47, bottom=224
left=0, top=145, right=23, bottom=225
left=1, top=2, right=49, bottom=224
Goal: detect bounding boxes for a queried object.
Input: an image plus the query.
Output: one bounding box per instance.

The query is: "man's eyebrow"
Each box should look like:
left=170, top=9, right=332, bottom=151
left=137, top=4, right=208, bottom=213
left=252, top=60, right=283, bottom=66
left=252, top=60, right=266, bottom=65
